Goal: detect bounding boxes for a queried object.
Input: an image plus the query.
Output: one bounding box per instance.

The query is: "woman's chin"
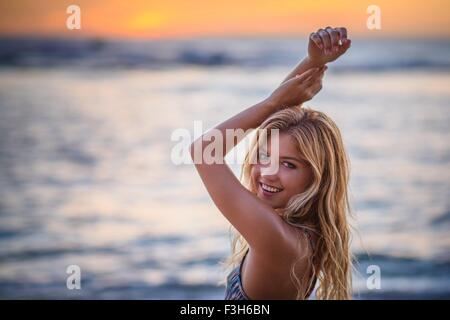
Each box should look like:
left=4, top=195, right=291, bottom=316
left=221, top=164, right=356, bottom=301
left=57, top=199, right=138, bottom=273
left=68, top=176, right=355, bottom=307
left=257, top=194, right=278, bottom=208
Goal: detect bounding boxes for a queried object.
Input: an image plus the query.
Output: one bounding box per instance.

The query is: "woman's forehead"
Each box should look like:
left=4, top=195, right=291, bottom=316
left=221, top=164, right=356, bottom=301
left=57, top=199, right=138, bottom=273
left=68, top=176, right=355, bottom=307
left=260, top=133, right=301, bottom=157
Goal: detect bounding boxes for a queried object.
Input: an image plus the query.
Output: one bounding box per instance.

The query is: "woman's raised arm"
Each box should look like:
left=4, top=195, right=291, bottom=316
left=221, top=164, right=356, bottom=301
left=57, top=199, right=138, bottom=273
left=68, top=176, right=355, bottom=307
left=190, top=68, right=324, bottom=257
left=281, top=26, right=351, bottom=84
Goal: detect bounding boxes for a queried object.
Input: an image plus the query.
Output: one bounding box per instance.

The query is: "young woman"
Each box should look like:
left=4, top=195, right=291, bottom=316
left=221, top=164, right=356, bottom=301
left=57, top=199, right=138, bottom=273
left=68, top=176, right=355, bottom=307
left=191, top=27, right=353, bottom=300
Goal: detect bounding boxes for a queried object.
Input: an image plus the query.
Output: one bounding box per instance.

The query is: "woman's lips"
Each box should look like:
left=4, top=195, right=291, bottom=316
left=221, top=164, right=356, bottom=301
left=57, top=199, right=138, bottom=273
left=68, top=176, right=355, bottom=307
left=259, top=182, right=283, bottom=196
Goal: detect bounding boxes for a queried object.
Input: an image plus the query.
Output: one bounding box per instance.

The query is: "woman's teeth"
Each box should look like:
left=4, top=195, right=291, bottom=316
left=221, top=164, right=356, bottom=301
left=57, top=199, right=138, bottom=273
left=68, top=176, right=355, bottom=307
left=260, top=183, right=282, bottom=193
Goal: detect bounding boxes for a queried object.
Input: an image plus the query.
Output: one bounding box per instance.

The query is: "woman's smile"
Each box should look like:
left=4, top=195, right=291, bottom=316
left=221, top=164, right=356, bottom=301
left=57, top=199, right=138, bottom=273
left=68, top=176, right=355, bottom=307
left=259, top=182, right=283, bottom=197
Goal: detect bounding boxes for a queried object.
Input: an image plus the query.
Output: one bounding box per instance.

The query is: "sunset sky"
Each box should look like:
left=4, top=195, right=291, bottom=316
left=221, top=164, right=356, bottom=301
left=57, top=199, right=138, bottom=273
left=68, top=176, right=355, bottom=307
left=0, top=0, right=449, bottom=39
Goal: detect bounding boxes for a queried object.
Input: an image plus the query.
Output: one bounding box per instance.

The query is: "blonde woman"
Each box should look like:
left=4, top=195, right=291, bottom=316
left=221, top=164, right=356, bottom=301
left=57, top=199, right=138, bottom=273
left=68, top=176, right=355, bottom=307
left=191, top=27, right=352, bottom=300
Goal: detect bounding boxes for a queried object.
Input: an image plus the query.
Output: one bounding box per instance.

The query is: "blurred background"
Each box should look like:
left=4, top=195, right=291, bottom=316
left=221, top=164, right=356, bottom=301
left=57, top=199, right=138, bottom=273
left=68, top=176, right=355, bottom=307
left=0, top=0, right=449, bottom=299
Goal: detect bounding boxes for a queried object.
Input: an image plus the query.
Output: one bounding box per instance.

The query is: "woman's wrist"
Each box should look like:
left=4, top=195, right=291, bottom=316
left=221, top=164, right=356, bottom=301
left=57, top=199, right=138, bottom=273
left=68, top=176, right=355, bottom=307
left=263, top=95, right=283, bottom=113
left=305, top=55, right=325, bottom=68
left=262, top=95, right=300, bottom=115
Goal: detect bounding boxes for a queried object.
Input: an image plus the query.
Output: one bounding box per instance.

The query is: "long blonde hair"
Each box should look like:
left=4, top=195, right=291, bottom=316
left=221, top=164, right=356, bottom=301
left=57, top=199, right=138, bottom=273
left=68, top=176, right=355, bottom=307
left=221, top=105, right=354, bottom=299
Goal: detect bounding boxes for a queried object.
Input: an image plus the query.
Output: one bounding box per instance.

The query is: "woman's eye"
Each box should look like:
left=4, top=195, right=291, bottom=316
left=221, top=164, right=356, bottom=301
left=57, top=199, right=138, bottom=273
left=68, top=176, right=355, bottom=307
left=283, top=162, right=296, bottom=169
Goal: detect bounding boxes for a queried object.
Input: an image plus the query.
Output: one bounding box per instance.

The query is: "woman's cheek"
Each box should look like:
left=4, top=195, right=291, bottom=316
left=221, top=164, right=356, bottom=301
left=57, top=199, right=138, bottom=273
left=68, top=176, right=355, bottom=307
left=280, top=169, right=305, bottom=194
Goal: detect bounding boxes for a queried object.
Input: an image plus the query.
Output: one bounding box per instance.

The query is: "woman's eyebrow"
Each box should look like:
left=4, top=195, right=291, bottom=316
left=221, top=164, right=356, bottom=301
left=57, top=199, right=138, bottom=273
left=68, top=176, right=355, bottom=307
left=280, top=156, right=306, bottom=164
left=259, top=150, right=306, bottom=164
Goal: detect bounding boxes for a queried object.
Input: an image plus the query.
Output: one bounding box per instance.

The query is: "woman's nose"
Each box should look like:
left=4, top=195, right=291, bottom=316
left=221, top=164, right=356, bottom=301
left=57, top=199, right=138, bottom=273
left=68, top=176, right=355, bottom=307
left=260, top=161, right=280, bottom=177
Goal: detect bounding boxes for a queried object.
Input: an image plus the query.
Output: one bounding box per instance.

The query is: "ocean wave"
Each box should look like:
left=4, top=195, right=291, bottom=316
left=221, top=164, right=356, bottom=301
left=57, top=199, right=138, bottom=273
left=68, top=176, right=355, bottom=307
left=1, top=37, right=449, bottom=71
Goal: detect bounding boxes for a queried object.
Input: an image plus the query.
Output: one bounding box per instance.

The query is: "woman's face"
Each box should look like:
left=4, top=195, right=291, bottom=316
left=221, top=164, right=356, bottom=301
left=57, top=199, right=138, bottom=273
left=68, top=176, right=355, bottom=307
left=250, top=133, right=314, bottom=209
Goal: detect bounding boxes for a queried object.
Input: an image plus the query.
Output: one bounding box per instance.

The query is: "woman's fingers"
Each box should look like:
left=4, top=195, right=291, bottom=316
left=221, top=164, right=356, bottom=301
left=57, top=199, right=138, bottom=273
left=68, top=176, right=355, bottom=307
left=294, top=67, right=321, bottom=82
left=302, top=66, right=326, bottom=86
left=293, top=66, right=325, bottom=102
left=310, top=32, right=323, bottom=50
left=326, top=27, right=340, bottom=53
left=299, top=80, right=323, bottom=102
left=341, top=39, right=351, bottom=53
left=336, top=27, right=348, bottom=44
left=313, top=26, right=350, bottom=56
left=318, top=29, right=332, bottom=54
left=295, top=64, right=327, bottom=86
left=338, top=36, right=351, bottom=55
left=310, top=81, right=323, bottom=95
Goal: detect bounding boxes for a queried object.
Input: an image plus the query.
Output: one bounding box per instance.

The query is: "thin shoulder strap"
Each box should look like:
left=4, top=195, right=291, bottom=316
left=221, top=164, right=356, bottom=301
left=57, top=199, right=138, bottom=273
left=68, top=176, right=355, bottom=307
left=298, top=225, right=318, bottom=251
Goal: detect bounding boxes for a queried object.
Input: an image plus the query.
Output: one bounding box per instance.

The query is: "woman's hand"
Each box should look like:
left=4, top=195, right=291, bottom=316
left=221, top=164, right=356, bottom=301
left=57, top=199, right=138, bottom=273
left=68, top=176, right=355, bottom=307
left=267, top=66, right=326, bottom=108
left=308, top=27, right=351, bottom=66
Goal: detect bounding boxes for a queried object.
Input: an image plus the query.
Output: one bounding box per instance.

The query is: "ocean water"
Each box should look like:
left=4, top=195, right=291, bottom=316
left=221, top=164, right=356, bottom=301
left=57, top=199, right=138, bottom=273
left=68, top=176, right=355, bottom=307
left=0, top=37, right=449, bottom=299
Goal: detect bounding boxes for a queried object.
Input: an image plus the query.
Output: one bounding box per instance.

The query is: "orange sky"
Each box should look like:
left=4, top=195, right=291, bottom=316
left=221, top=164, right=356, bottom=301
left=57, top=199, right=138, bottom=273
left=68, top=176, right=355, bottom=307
left=0, top=0, right=449, bottom=39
